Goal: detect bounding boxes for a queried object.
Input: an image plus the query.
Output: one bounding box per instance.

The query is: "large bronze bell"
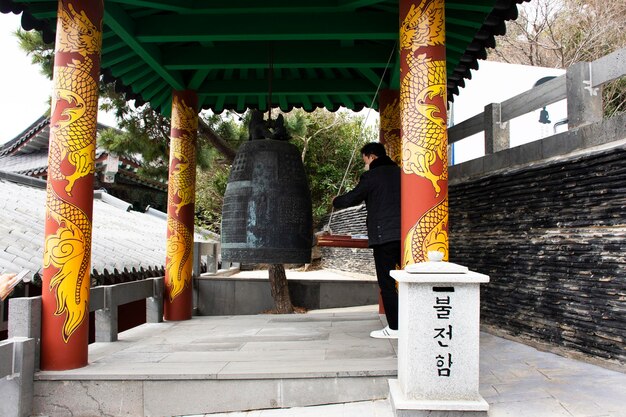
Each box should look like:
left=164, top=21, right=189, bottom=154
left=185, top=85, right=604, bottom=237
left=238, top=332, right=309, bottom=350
left=221, top=139, right=312, bottom=264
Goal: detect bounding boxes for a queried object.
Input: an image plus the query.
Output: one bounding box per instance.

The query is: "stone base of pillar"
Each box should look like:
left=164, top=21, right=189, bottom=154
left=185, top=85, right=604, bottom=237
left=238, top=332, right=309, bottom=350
left=389, top=379, right=488, bottom=417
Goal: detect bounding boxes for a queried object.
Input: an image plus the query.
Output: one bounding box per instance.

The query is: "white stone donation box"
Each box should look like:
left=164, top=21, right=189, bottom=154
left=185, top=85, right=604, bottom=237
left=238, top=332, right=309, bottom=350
left=389, top=260, right=490, bottom=417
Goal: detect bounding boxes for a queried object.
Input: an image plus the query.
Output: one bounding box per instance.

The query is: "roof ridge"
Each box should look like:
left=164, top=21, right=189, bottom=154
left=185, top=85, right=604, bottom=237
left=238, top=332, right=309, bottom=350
left=0, top=115, right=49, bottom=156
left=0, top=169, right=47, bottom=189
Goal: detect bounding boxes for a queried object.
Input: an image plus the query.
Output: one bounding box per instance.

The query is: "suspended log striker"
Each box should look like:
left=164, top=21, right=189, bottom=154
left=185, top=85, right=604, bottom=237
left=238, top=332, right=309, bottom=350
left=164, top=90, right=198, bottom=321
left=41, top=0, right=103, bottom=370
left=400, top=0, right=449, bottom=266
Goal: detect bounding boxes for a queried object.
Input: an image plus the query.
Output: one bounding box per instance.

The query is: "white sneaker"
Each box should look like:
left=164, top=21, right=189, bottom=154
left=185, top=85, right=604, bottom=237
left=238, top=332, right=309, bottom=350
left=370, top=326, right=398, bottom=339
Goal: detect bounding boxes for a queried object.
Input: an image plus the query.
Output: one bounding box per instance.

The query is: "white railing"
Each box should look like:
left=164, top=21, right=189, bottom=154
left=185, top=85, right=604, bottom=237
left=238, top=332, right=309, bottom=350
left=1, top=277, right=164, bottom=417
left=0, top=336, right=35, bottom=417
left=448, top=47, right=626, bottom=153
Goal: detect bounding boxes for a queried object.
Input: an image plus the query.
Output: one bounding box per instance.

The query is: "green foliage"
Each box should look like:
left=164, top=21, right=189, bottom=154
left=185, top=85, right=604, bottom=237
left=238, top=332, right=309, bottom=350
left=285, top=109, right=377, bottom=223
left=14, top=29, right=54, bottom=79
left=194, top=108, right=377, bottom=232
left=201, top=111, right=248, bottom=152
left=491, top=0, right=626, bottom=117
left=98, top=85, right=218, bottom=181
left=195, top=163, right=230, bottom=234
left=193, top=112, right=247, bottom=232
left=603, top=78, right=626, bottom=119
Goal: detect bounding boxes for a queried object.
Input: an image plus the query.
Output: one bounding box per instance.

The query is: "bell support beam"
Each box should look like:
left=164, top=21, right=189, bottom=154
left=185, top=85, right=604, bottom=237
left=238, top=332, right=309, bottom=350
left=162, top=43, right=394, bottom=70
left=134, top=11, right=397, bottom=43
left=337, top=0, right=388, bottom=9
left=164, top=90, right=198, bottom=321
left=41, top=0, right=103, bottom=370
left=399, top=0, right=449, bottom=267
left=197, top=78, right=375, bottom=96
left=108, top=0, right=345, bottom=14
left=104, top=2, right=185, bottom=90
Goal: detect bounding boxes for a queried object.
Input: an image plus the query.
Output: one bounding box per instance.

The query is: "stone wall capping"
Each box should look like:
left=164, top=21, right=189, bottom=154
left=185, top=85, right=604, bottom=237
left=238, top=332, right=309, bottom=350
left=450, top=113, right=626, bottom=185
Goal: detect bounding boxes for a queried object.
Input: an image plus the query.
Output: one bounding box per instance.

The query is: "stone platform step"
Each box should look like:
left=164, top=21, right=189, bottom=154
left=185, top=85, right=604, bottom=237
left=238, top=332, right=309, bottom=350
left=33, top=311, right=397, bottom=416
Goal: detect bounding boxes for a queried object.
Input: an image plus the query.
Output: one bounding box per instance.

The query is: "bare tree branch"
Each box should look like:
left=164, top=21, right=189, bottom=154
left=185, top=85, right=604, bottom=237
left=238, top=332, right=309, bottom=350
left=489, top=0, right=626, bottom=117
left=197, top=118, right=237, bottom=164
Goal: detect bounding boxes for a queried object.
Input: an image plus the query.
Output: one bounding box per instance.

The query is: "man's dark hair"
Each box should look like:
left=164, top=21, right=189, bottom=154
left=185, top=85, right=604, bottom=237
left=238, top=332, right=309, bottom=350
left=360, top=142, right=387, bottom=158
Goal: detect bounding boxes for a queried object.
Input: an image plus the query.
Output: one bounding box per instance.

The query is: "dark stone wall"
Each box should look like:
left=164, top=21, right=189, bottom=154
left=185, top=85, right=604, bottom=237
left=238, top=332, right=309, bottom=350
left=449, top=145, right=626, bottom=365
left=320, top=246, right=375, bottom=275
left=317, top=205, right=376, bottom=275
left=318, top=143, right=625, bottom=365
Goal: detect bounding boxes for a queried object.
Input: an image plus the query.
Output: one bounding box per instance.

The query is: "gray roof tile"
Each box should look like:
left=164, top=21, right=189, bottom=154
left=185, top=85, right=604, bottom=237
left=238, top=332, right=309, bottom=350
left=0, top=153, right=49, bottom=175
left=0, top=173, right=216, bottom=279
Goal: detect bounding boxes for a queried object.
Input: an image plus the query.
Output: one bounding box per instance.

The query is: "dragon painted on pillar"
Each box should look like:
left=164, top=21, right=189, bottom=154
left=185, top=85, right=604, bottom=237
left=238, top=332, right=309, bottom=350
left=400, top=0, right=449, bottom=265
left=166, top=95, right=197, bottom=302
left=380, top=95, right=402, bottom=165
left=43, top=2, right=101, bottom=342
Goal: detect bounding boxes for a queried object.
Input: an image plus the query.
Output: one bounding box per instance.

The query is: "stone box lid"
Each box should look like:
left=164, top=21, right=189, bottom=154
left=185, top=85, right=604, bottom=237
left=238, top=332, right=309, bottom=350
left=405, top=261, right=469, bottom=274
left=391, top=263, right=490, bottom=284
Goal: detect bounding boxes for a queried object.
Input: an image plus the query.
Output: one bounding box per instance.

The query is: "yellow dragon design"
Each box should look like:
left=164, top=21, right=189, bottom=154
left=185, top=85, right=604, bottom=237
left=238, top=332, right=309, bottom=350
left=43, top=3, right=101, bottom=342
left=166, top=96, right=197, bottom=301
left=380, top=97, right=401, bottom=165
left=400, top=0, right=449, bottom=264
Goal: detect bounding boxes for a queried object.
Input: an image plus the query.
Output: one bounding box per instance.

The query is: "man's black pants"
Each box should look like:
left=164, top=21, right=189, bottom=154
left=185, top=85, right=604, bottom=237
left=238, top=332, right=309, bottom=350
left=372, top=241, right=400, bottom=330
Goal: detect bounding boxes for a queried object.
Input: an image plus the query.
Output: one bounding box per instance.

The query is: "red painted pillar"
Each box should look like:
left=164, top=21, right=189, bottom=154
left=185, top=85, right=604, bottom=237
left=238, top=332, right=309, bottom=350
left=379, top=89, right=401, bottom=165
left=164, top=90, right=198, bottom=321
left=399, top=0, right=449, bottom=266
left=41, top=0, right=103, bottom=370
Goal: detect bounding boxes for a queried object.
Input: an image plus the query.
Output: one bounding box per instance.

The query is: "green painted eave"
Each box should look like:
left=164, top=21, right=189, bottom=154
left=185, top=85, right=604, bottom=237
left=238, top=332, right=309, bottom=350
left=4, top=0, right=527, bottom=114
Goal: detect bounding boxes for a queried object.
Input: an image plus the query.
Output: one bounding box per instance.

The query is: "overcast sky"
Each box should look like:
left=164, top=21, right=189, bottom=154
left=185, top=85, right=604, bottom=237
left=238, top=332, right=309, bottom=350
left=0, top=12, right=118, bottom=144
left=0, top=12, right=52, bottom=143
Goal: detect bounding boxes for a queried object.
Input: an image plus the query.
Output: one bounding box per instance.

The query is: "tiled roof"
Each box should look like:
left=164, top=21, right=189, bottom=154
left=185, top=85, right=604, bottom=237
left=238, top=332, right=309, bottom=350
left=0, top=115, right=49, bottom=157
left=0, top=152, right=49, bottom=176
left=0, top=149, right=167, bottom=192
left=0, top=116, right=123, bottom=157
left=0, top=171, right=215, bottom=280
left=0, top=116, right=166, bottom=192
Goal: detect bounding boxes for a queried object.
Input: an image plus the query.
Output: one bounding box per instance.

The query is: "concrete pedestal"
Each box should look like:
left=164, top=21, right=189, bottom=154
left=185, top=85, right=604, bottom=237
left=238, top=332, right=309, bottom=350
left=389, top=262, right=489, bottom=417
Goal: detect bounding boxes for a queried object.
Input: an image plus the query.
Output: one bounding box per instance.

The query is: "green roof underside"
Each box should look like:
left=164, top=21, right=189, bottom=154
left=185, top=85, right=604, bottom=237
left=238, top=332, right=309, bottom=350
left=3, top=0, right=526, bottom=115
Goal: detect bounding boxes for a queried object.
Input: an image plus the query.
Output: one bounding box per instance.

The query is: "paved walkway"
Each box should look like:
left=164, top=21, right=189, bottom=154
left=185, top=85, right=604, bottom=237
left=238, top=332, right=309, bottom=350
left=195, top=327, right=626, bottom=417
left=36, top=307, right=626, bottom=417
left=188, top=309, right=625, bottom=417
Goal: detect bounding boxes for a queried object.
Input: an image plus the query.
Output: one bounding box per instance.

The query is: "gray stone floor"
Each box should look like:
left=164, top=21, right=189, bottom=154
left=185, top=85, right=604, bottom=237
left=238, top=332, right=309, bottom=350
left=36, top=306, right=626, bottom=417
left=193, top=328, right=626, bottom=417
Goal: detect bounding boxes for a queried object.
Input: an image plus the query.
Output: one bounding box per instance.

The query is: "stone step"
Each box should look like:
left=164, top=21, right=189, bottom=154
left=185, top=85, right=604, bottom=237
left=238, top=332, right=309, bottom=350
left=34, top=374, right=392, bottom=416
left=32, top=312, right=397, bottom=416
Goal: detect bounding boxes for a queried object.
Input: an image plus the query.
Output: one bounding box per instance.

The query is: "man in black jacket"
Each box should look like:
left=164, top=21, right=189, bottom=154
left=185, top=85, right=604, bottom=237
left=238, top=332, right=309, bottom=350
left=333, top=142, right=401, bottom=338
